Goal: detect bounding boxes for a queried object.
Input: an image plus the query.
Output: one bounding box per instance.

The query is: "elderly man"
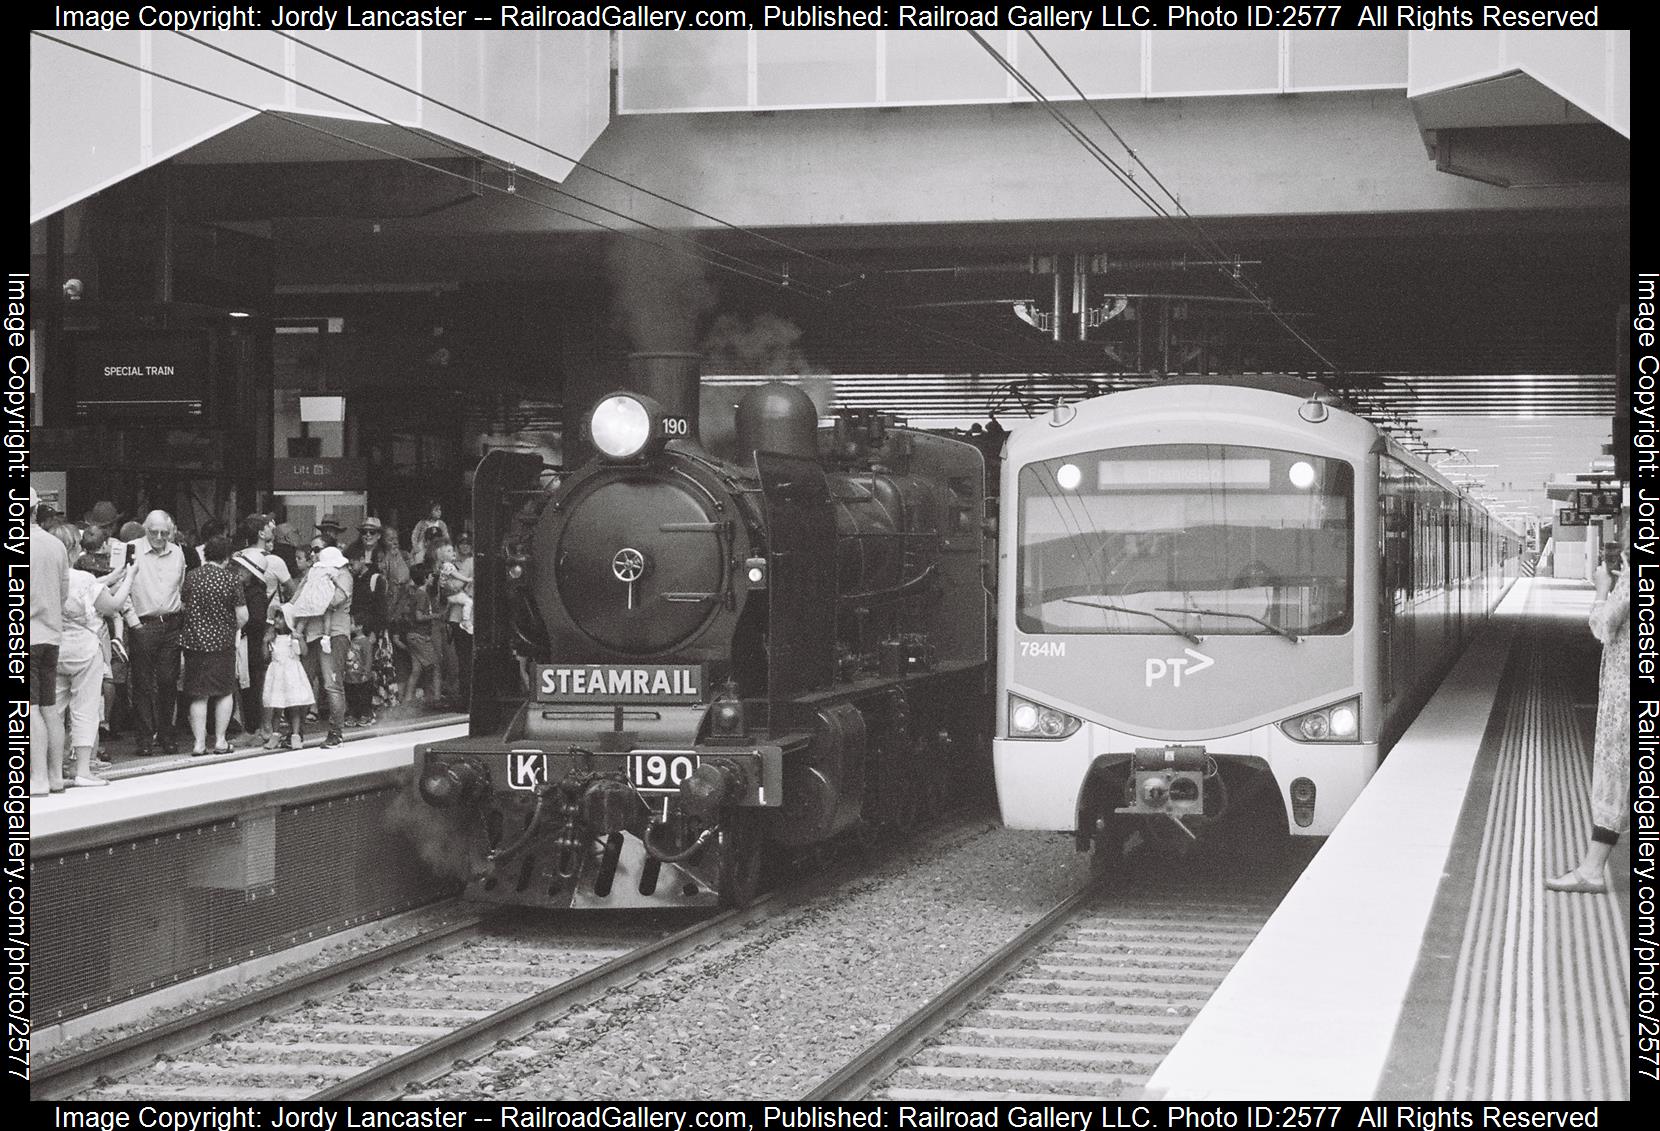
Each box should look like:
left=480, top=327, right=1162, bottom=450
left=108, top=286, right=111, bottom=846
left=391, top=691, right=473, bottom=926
left=29, top=488, right=70, bottom=794
left=126, top=509, right=188, bottom=756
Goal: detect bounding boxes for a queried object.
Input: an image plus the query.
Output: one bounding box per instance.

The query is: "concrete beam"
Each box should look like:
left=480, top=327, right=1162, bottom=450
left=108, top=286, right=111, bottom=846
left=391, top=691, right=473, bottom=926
left=540, top=90, right=1624, bottom=236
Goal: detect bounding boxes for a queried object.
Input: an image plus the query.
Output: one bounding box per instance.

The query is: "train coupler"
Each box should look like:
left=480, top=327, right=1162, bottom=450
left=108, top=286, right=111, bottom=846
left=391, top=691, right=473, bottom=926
left=1115, top=745, right=1208, bottom=819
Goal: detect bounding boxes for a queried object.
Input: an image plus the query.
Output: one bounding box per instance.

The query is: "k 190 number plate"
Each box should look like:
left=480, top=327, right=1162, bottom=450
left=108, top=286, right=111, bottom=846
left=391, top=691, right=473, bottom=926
left=627, top=751, right=699, bottom=793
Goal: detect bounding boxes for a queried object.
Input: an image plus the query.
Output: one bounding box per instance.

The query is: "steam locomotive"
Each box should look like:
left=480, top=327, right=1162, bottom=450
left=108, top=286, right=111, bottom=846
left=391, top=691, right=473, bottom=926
left=412, top=353, right=994, bottom=908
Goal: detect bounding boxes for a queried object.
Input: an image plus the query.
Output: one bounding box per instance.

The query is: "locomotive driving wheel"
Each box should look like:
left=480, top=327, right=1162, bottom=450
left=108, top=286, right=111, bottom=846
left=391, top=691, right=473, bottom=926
left=715, top=809, right=765, bottom=909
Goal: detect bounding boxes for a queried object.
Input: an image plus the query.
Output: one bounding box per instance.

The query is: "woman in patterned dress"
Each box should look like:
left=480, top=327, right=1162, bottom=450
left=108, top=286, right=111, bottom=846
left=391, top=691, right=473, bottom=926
left=1547, top=546, right=1630, bottom=894
left=179, top=534, right=249, bottom=756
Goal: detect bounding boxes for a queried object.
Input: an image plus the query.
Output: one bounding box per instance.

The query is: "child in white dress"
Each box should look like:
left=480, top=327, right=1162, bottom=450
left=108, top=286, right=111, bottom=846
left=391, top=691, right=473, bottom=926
left=263, top=612, right=316, bottom=750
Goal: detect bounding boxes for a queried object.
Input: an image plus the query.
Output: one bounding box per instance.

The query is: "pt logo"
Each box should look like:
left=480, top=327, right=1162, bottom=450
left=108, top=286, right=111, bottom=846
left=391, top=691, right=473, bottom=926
left=509, top=753, right=547, bottom=790
left=1145, top=648, right=1215, bottom=687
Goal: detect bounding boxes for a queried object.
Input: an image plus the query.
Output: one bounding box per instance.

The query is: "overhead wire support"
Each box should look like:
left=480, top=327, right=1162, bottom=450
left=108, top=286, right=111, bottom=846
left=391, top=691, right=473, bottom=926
left=969, top=30, right=1344, bottom=380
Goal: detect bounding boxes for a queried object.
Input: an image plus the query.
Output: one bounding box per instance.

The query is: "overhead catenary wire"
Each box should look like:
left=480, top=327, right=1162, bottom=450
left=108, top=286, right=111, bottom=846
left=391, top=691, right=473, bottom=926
left=968, top=31, right=1344, bottom=380
left=33, top=30, right=1070, bottom=385
left=170, top=30, right=825, bottom=299
left=271, top=29, right=858, bottom=284
left=258, top=29, right=1079, bottom=382
left=30, top=34, right=793, bottom=291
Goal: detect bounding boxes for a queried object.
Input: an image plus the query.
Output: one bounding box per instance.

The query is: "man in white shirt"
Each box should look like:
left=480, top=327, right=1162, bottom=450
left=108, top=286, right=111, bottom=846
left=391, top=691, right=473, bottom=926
left=126, top=510, right=187, bottom=756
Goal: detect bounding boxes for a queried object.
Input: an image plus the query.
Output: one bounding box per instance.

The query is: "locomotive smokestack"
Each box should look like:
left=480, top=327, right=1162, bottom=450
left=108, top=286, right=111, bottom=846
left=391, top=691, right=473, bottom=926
left=627, top=352, right=702, bottom=445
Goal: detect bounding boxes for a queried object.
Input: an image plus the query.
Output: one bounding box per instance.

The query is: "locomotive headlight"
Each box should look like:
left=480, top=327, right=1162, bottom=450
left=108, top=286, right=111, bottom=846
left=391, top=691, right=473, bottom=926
left=1007, top=694, right=1081, bottom=740
left=418, top=760, right=486, bottom=808
left=1055, top=463, right=1083, bottom=491
left=591, top=393, right=655, bottom=460
left=1279, top=697, right=1361, bottom=743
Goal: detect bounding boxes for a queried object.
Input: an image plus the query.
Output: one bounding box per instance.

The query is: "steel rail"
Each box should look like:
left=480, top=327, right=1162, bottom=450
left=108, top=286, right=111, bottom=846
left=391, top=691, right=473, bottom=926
left=316, top=818, right=1005, bottom=1099
left=312, top=895, right=783, bottom=1100
left=804, top=885, right=1096, bottom=1100
left=33, top=912, right=484, bottom=1100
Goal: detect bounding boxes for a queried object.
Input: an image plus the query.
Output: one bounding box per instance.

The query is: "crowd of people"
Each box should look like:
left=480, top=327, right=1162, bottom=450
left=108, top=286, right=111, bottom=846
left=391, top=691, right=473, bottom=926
left=26, top=492, right=475, bottom=797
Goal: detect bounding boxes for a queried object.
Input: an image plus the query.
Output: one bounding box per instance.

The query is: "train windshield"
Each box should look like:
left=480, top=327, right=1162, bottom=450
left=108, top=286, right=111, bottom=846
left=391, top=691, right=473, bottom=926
left=1017, top=444, right=1353, bottom=636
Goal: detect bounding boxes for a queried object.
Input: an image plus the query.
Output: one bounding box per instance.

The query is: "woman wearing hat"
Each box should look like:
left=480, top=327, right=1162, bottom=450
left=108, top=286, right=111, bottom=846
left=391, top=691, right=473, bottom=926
left=348, top=517, right=406, bottom=715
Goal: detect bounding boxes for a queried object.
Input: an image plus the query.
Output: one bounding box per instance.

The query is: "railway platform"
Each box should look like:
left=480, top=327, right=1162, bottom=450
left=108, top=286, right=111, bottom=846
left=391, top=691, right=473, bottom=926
left=29, top=720, right=468, bottom=1046
left=1147, top=576, right=1630, bottom=1101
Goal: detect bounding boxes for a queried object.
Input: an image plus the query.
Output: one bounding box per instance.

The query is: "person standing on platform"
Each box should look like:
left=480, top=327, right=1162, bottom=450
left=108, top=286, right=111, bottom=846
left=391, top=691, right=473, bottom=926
left=1547, top=547, right=1631, bottom=894
left=29, top=490, right=70, bottom=795
left=53, top=523, right=133, bottom=786
left=179, top=535, right=248, bottom=756
left=232, top=514, right=287, bottom=743
left=262, top=609, right=314, bottom=749
left=126, top=510, right=188, bottom=756
left=270, top=521, right=300, bottom=576
left=284, top=544, right=353, bottom=749
left=411, top=500, right=449, bottom=559
left=403, top=562, right=442, bottom=707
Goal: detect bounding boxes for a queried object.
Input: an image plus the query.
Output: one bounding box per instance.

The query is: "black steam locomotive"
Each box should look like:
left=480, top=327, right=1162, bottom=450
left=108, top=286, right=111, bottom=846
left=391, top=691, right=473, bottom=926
left=413, top=353, right=993, bottom=908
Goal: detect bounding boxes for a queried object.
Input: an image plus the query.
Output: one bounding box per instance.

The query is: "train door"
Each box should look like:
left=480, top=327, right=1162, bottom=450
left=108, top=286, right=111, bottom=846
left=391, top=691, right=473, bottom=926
left=1379, top=459, right=1412, bottom=704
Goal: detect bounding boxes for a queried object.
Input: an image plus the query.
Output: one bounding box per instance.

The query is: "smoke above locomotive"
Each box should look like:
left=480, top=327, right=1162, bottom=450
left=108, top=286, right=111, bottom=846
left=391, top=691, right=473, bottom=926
left=409, top=348, right=995, bottom=909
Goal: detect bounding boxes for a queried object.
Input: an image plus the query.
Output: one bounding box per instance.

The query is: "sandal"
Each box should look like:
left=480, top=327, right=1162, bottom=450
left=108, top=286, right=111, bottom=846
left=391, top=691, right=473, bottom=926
left=262, top=734, right=286, bottom=751
left=213, top=743, right=235, bottom=755
left=1544, top=871, right=1606, bottom=894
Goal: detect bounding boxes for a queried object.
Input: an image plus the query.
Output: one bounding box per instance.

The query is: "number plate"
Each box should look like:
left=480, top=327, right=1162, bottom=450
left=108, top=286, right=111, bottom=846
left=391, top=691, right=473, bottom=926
left=627, top=751, right=700, bottom=793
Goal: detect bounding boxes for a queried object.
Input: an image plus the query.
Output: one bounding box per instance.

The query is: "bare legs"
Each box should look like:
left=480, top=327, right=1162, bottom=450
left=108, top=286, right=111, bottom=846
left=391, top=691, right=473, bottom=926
left=30, top=703, right=65, bottom=795
left=1546, top=827, right=1616, bottom=894
left=189, top=694, right=235, bottom=753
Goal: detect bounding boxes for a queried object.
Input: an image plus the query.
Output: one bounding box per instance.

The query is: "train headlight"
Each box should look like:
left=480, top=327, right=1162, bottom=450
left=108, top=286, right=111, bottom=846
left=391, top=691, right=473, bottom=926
left=591, top=393, right=663, bottom=461
left=1278, top=697, right=1361, bottom=743
left=1007, top=694, right=1081, bottom=740
left=1329, top=704, right=1358, bottom=739
left=418, top=760, right=486, bottom=808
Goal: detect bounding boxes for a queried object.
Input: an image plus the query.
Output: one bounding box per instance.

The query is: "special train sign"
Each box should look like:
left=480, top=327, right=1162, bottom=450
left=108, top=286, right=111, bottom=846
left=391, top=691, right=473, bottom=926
left=72, top=334, right=209, bottom=419
left=535, top=664, right=704, bottom=704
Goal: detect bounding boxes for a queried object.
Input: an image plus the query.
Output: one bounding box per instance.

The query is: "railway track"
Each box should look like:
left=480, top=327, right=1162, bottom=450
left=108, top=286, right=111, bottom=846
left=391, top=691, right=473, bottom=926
left=808, top=856, right=1301, bottom=1100
left=37, top=904, right=772, bottom=1101
left=40, top=816, right=1003, bottom=1102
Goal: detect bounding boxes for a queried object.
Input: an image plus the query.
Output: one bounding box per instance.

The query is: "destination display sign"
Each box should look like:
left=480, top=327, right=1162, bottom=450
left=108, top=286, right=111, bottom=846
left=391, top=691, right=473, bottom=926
left=1575, top=488, right=1620, bottom=516
left=535, top=663, right=704, bottom=704
left=73, top=333, right=209, bottom=419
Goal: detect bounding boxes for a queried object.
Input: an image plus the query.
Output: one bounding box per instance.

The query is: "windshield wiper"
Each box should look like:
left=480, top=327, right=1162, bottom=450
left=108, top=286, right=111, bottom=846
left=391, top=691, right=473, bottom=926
left=1155, top=605, right=1300, bottom=644
left=1064, top=599, right=1203, bottom=645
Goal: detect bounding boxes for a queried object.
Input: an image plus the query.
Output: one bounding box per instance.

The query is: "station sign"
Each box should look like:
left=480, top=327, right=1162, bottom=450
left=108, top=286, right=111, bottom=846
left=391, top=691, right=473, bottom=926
left=73, top=334, right=208, bottom=419
left=1557, top=509, right=1587, bottom=527
left=272, top=457, right=367, bottom=492
left=1575, top=488, right=1620, bottom=516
